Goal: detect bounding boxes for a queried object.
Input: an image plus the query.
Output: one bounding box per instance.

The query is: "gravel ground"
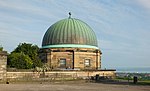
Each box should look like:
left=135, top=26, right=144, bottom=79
left=0, top=82, right=150, bottom=91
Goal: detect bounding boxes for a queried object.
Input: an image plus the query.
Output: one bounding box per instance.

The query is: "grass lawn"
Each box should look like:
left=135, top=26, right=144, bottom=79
left=114, top=78, right=150, bottom=85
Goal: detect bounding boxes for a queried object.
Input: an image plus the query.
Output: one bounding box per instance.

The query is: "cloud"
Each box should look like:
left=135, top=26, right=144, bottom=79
left=0, top=0, right=150, bottom=68
left=137, top=0, right=150, bottom=10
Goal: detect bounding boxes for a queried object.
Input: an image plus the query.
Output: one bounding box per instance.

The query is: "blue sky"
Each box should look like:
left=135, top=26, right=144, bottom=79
left=0, top=0, right=150, bottom=68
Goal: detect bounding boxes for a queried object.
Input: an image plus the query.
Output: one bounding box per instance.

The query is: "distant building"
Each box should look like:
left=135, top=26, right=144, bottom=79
left=39, top=13, right=102, bottom=70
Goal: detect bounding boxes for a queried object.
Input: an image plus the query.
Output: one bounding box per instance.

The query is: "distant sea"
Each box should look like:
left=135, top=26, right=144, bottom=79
left=115, top=67, right=150, bottom=73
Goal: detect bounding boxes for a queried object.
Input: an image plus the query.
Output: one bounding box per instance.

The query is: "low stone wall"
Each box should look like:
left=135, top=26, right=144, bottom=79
left=6, top=70, right=116, bottom=82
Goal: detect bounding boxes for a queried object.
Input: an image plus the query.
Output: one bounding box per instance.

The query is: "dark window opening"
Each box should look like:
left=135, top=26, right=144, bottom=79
left=59, top=58, right=66, bottom=68
left=85, top=59, right=90, bottom=67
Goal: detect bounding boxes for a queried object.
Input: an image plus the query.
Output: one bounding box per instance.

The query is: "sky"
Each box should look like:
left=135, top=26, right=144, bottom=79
left=0, top=0, right=150, bottom=68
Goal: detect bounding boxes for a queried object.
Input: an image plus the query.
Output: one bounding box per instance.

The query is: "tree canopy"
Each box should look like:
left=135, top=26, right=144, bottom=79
left=8, top=43, right=42, bottom=69
left=0, top=46, right=3, bottom=51
left=8, top=53, right=33, bottom=69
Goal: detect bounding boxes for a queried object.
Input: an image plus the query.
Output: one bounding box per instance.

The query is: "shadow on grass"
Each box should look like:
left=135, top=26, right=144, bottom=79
left=89, top=79, right=150, bottom=86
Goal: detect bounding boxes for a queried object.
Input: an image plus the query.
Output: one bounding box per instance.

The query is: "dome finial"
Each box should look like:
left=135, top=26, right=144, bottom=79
left=69, top=12, right=71, bottom=18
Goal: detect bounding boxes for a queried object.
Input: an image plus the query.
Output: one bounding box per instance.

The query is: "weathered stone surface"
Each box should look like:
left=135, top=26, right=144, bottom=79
left=39, top=48, right=102, bottom=70
left=6, top=70, right=116, bottom=81
left=0, top=51, right=7, bottom=82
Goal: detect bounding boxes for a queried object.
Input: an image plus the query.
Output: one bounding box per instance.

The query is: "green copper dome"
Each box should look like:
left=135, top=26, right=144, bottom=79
left=42, top=17, right=98, bottom=49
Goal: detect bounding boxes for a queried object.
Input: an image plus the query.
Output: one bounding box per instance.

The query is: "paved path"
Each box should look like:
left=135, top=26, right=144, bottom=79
left=0, top=82, right=150, bottom=91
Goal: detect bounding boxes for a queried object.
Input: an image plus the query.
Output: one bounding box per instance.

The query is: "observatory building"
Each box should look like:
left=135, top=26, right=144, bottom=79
left=39, top=13, right=102, bottom=70
left=0, top=13, right=115, bottom=82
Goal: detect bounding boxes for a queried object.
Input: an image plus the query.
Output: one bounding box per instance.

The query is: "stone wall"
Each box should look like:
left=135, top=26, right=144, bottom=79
left=39, top=48, right=102, bottom=70
left=0, top=51, right=7, bottom=82
left=74, top=51, right=101, bottom=69
left=51, top=51, right=73, bottom=68
left=6, top=70, right=116, bottom=82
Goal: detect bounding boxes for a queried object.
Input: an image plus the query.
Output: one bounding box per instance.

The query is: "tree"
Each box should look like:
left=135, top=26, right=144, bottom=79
left=0, top=46, right=3, bottom=51
left=8, top=53, right=33, bottom=69
left=12, top=43, right=39, bottom=60
left=8, top=43, right=42, bottom=69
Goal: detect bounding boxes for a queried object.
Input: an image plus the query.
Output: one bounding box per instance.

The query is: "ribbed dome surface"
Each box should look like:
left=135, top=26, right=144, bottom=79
left=42, top=18, right=98, bottom=48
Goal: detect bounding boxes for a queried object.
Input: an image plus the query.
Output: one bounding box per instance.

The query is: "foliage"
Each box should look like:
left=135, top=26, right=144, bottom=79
left=0, top=46, right=3, bottom=51
left=8, top=53, right=33, bottom=69
left=12, top=43, right=38, bottom=60
left=117, top=73, right=150, bottom=81
left=8, top=43, right=43, bottom=69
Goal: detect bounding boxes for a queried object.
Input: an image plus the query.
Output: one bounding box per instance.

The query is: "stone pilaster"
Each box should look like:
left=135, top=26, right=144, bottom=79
left=0, top=51, right=7, bottom=82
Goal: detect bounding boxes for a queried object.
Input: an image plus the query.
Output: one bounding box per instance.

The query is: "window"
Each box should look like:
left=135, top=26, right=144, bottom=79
left=59, top=58, right=66, bottom=67
left=85, top=59, right=90, bottom=67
